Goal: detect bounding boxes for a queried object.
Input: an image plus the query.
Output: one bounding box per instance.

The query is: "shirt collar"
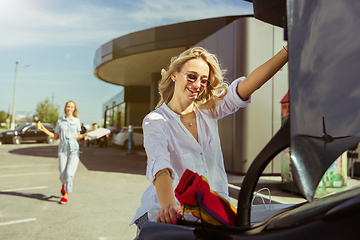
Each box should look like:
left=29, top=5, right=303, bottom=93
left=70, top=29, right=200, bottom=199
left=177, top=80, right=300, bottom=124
left=162, top=102, right=179, bottom=119
left=62, top=115, right=74, bottom=121
left=162, top=102, right=198, bottom=118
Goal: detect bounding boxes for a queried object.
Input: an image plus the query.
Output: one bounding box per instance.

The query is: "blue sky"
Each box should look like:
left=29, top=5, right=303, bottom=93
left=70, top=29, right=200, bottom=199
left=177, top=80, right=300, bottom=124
left=0, top=0, right=253, bottom=126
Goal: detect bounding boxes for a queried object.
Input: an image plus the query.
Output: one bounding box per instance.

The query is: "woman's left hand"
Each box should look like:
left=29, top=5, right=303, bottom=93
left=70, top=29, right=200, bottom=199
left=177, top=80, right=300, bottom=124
left=156, top=203, right=184, bottom=224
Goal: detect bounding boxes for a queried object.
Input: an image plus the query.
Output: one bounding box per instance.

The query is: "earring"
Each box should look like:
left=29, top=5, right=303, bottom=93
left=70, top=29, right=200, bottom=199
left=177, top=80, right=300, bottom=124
left=172, top=78, right=175, bottom=82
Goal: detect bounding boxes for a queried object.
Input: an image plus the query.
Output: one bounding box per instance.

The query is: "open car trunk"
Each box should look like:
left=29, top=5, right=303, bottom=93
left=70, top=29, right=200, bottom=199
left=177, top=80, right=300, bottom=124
left=138, top=0, right=360, bottom=239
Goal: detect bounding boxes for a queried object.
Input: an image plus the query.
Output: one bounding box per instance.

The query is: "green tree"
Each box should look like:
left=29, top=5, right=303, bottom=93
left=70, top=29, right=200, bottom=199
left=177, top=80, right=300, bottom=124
left=35, top=98, right=60, bottom=125
left=0, top=111, right=7, bottom=123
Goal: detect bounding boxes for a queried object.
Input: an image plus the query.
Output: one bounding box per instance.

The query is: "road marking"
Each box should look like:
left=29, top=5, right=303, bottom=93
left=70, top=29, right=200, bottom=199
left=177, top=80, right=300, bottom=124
left=0, top=172, right=52, bottom=177
left=228, top=183, right=290, bottom=204
left=0, top=186, right=48, bottom=192
left=0, top=218, right=36, bottom=226
left=0, top=164, right=53, bottom=169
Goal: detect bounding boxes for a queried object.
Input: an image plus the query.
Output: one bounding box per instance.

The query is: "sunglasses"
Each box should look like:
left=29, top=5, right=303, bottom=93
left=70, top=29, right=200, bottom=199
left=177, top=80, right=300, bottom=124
left=180, top=71, right=211, bottom=88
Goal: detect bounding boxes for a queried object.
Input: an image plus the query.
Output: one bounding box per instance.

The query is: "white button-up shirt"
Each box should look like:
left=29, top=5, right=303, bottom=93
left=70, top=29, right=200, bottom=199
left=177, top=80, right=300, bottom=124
left=131, top=77, right=251, bottom=224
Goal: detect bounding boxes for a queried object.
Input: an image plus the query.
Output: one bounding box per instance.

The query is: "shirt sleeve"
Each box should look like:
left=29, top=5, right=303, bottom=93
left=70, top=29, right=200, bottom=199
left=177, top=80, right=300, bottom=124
left=55, top=119, right=60, bottom=134
left=143, top=112, right=175, bottom=184
left=212, top=76, right=251, bottom=119
left=77, top=118, right=81, bottom=132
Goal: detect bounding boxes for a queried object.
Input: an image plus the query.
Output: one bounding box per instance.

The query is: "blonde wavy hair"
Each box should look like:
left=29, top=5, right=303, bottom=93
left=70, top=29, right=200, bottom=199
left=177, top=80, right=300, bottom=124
left=64, top=101, right=79, bottom=118
left=156, top=47, right=228, bottom=116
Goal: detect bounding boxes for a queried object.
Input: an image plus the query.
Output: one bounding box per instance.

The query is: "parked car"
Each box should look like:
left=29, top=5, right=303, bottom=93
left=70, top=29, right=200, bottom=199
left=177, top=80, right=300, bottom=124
left=0, top=123, right=55, bottom=144
left=113, top=126, right=143, bottom=148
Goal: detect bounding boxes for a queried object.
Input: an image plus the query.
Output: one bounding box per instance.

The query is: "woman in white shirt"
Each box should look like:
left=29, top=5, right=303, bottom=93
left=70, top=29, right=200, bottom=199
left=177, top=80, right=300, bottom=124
left=131, top=46, right=288, bottom=232
left=41, top=101, right=87, bottom=204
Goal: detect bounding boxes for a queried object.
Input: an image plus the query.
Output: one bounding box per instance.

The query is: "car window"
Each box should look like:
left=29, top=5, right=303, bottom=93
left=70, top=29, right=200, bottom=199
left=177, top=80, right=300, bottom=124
left=44, top=125, right=54, bottom=130
left=14, top=125, right=27, bottom=131
left=29, top=126, right=37, bottom=130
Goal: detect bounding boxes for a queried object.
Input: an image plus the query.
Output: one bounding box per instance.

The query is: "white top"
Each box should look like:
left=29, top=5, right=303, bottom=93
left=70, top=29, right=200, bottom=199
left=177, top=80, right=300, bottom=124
left=130, top=76, right=251, bottom=225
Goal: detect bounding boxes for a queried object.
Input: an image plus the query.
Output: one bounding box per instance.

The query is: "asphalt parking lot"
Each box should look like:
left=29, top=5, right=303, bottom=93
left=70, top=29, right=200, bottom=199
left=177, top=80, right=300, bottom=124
left=0, top=142, right=149, bottom=240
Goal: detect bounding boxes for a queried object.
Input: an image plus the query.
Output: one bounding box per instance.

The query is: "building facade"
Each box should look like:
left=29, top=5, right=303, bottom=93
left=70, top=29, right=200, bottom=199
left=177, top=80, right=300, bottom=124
left=94, top=15, right=288, bottom=174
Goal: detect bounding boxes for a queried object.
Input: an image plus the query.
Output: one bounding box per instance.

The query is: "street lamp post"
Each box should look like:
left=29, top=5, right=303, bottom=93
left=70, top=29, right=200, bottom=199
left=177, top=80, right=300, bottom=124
left=10, top=62, right=30, bottom=130
left=10, top=62, right=19, bottom=130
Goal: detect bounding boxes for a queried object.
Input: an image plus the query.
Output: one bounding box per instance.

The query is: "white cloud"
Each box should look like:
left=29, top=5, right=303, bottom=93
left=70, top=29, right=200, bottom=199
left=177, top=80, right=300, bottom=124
left=0, top=0, right=252, bottom=48
left=128, top=0, right=253, bottom=25
left=0, top=1, right=130, bottom=47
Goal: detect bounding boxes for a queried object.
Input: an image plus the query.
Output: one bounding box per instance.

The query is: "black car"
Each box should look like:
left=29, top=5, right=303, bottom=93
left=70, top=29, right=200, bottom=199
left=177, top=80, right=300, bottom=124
left=0, top=123, right=55, bottom=144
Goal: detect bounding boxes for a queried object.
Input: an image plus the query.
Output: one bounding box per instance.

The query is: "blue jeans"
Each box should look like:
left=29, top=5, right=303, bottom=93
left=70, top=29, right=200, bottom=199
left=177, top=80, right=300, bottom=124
left=58, top=139, right=80, bottom=193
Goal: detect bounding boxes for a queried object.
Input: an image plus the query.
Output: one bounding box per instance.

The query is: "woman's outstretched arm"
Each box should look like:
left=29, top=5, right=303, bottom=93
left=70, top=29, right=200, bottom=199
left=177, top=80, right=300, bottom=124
left=40, top=123, right=59, bottom=140
left=77, top=132, right=87, bottom=140
left=237, top=46, right=288, bottom=101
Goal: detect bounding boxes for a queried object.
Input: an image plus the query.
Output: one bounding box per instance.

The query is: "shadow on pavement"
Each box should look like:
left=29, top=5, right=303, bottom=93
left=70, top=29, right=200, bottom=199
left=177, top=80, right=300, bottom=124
left=79, top=145, right=147, bottom=175
left=0, top=191, right=60, bottom=203
left=8, top=145, right=58, bottom=158
left=6, top=144, right=147, bottom=175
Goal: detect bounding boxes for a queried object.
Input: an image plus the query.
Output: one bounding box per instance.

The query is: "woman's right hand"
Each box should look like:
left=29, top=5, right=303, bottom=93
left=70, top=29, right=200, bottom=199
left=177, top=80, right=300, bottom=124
left=156, top=203, right=184, bottom=224
left=39, top=123, right=57, bottom=139
left=39, top=123, right=46, bottom=132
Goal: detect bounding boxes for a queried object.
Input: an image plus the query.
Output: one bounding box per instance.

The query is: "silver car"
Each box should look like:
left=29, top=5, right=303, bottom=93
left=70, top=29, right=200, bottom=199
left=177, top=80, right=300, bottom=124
left=113, top=126, right=143, bottom=148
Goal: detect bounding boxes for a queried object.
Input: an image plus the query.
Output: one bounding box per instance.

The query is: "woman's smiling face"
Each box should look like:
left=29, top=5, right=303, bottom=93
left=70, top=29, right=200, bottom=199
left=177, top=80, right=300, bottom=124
left=173, top=58, right=210, bottom=104
left=65, top=102, right=75, bottom=116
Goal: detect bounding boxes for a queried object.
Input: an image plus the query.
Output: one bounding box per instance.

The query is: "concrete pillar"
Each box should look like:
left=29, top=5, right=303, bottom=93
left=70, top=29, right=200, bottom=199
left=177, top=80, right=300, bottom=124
left=150, top=72, right=161, bottom=111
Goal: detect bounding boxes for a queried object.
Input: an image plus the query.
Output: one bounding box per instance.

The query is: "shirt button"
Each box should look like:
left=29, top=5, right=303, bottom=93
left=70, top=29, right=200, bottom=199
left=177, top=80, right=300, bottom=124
left=152, top=159, right=154, bottom=162
left=205, top=170, right=208, bottom=173
left=200, top=152, right=203, bottom=155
